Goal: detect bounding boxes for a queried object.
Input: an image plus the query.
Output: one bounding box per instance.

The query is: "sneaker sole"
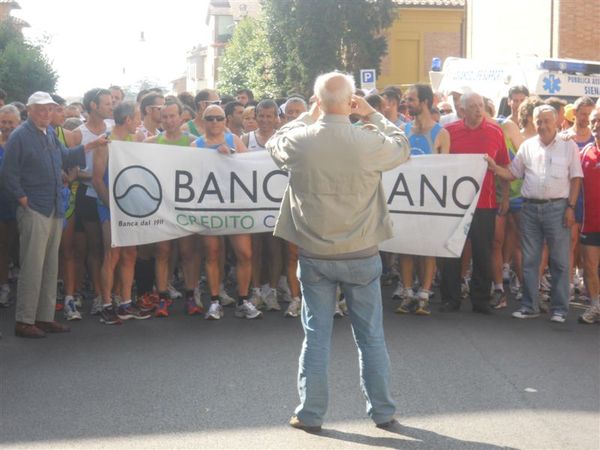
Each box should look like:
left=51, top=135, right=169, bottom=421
left=235, top=312, right=262, bottom=319
left=205, top=314, right=222, bottom=320
left=512, top=314, right=540, bottom=319
left=118, top=314, right=152, bottom=320
left=415, top=310, right=431, bottom=316
left=65, top=314, right=82, bottom=321
left=578, top=317, right=599, bottom=324
left=99, top=319, right=122, bottom=325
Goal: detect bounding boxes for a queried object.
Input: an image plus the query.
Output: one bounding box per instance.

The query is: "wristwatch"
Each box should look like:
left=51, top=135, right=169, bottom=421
left=567, top=203, right=575, bottom=209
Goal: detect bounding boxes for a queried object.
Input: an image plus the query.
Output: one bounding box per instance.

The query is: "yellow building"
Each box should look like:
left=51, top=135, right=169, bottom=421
left=378, top=0, right=465, bottom=89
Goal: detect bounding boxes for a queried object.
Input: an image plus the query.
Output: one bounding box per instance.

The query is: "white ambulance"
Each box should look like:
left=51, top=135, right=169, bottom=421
left=430, top=56, right=600, bottom=114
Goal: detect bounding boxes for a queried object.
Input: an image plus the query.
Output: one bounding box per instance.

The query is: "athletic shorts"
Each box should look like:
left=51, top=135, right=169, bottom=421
left=97, top=202, right=110, bottom=223
left=65, top=182, right=78, bottom=221
left=580, top=232, right=600, bottom=247
left=75, top=184, right=99, bottom=231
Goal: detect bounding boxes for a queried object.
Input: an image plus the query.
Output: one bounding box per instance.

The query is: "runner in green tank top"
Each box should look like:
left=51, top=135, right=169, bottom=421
left=491, top=116, right=525, bottom=310
left=93, top=101, right=149, bottom=323
left=144, top=99, right=201, bottom=318
left=180, top=89, right=220, bottom=138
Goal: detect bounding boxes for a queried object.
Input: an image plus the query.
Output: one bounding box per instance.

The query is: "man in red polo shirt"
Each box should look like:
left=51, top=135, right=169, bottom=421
left=440, top=92, right=509, bottom=314
left=578, top=107, right=600, bottom=324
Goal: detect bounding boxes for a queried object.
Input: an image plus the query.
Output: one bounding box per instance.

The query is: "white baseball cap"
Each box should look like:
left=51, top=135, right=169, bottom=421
left=26, top=91, right=58, bottom=106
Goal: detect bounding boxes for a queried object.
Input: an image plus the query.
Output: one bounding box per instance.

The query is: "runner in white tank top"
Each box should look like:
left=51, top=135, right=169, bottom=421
left=77, top=122, right=112, bottom=197
left=247, top=130, right=266, bottom=151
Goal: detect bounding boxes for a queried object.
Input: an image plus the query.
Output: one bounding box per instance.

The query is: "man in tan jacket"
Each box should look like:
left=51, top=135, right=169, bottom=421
left=266, top=72, right=410, bottom=431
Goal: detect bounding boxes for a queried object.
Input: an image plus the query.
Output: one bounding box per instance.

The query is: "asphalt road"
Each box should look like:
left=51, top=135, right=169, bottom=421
left=0, top=286, right=598, bottom=449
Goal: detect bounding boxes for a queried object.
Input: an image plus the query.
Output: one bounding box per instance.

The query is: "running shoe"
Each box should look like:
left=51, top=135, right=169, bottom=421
left=284, top=298, right=301, bottom=318
left=263, top=288, right=281, bottom=311
left=167, top=283, right=182, bottom=300
left=250, top=288, right=265, bottom=310
left=490, top=289, right=507, bottom=309
left=512, top=308, right=540, bottom=319
left=538, top=292, right=551, bottom=313
left=64, top=297, right=82, bottom=321
left=73, top=292, right=83, bottom=308
left=117, top=302, right=151, bottom=320
left=90, top=295, right=103, bottom=316
left=550, top=312, right=566, bottom=323
left=235, top=300, right=262, bottom=319
left=99, top=305, right=121, bottom=325
left=277, top=277, right=293, bottom=303
left=219, top=287, right=236, bottom=307
left=185, top=296, right=202, bottom=316
left=395, top=295, right=413, bottom=314
left=392, top=281, right=405, bottom=300
left=578, top=304, right=600, bottom=324
left=205, top=301, right=224, bottom=320
left=136, top=293, right=158, bottom=312
left=154, top=298, right=169, bottom=318
left=415, top=291, right=431, bottom=316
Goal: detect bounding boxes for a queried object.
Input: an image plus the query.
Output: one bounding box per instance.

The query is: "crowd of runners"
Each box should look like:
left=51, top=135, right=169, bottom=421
left=0, top=81, right=598, bottom=338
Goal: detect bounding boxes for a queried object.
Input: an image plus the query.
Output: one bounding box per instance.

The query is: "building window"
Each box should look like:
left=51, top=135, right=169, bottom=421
left=188, top=63, right=196, bottom=81
left=216, top=15, right=234, bottom=43
left=197, top=56, right=205, bottom=80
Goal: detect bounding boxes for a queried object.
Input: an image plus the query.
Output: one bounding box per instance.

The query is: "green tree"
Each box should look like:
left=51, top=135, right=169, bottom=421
left=217, top=17, right=278, bottom=98
left=0, top=21, right=57, bottom=103
left=262, top=0, right=396, bottom=97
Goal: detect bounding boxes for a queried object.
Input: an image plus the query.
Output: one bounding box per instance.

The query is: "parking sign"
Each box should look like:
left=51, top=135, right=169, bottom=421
left=360, top=69, right=376, bottom=91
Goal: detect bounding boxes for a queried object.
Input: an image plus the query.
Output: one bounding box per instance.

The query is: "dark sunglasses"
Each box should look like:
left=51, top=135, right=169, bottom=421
left=204, top=115, right=225, bottom=122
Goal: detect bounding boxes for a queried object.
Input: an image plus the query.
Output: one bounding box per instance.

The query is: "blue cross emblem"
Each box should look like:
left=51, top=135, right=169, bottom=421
left=543, top=75, right=561, bottom=94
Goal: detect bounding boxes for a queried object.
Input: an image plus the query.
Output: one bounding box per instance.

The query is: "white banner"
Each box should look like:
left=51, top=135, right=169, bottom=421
left=109, top=141, right=486, bottom=257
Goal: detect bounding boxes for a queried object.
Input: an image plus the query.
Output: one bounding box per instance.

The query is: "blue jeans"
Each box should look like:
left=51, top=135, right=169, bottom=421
left=520, top=200, right=570, bottom=315
left=295, top=254, right=396, bottom=426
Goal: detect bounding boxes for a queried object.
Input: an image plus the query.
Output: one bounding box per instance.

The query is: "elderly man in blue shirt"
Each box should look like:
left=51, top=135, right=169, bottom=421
left=1, top=91, right=107, bottom=338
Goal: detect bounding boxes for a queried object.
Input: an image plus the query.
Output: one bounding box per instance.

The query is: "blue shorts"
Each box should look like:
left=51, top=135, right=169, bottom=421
left=97, top=202, right=110, bottom=223
left=509, top=197, right=523, bottom=212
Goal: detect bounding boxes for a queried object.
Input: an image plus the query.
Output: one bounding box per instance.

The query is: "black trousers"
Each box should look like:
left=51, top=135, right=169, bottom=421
left=440, top=208, right=496, bottom=307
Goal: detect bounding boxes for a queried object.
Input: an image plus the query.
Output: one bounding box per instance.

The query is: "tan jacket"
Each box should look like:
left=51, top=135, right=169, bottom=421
left=266, top=112, right=410, bottom=256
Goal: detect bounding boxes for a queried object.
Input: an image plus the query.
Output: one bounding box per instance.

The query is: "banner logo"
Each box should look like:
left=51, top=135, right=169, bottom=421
left=113, top=165, right=162, bottom=218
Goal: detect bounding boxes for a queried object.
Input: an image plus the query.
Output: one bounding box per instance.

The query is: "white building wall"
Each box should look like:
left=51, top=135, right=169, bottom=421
left=467, top=0, right=553, bottom=60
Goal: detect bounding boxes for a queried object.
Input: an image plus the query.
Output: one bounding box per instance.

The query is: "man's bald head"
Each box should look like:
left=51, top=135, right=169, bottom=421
left=314, top=72, right=355, bottom=114
left=203, top=105, right=225, bottom=118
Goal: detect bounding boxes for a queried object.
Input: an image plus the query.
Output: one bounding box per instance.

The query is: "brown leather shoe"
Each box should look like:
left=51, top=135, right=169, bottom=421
left=15, top=322, right=46, bottom=338
left=35, top=321, right=70, bottom=333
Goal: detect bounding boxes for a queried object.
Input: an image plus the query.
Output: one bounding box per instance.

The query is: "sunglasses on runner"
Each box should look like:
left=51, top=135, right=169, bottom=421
left=204, top=115, right=225, bottom=122
left=202, top=100, right=222, bottom=105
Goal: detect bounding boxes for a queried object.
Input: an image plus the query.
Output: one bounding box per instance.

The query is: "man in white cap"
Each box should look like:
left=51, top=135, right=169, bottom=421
left=1, top=92, right=107, bottom=338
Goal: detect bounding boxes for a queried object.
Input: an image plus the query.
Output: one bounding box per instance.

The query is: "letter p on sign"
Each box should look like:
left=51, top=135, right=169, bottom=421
left=360, top=69, right=376, bottom=92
